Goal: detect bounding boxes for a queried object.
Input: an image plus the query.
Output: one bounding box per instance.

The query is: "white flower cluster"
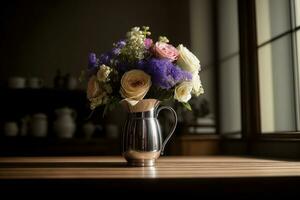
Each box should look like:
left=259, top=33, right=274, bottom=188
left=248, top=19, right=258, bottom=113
left=158, top=36, right=169, bottom=43
left=87, top=65, right=113, bottom=109
left=121, top=26, right=151, bottom=61
left=97, top=64, right=112, bottom=82
left=176, top=44, right=204, bottom=101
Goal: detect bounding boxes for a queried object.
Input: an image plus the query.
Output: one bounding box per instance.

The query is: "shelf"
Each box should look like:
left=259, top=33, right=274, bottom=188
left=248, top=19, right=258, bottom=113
left=0, top=88, right=91, bottom=121
left=0, top=88, right=117, bottom=156
left=0, top=88, right=87, bottom=99
left=0, top=88, right=107, bottom=134
left=0, top=137, right=120, bottom=156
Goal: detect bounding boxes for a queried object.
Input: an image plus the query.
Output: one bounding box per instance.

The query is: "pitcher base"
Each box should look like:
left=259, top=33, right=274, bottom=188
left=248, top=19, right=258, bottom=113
left=127, top=159, right=155, bottom=167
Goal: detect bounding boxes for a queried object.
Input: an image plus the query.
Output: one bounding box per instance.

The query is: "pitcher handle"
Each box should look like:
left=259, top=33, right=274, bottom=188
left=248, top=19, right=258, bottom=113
left=156, top=106, right=177, bottom=155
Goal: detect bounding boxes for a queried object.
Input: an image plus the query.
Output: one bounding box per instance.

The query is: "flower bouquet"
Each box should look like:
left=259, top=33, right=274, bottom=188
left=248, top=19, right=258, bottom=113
left=85, top=26, right=204, bottom=166
left=86, top=26, right=204, bottom=113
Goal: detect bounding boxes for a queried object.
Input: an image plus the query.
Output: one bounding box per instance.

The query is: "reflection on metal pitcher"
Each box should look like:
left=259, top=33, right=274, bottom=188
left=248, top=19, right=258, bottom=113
left=122, top=100, right=177, bottom=167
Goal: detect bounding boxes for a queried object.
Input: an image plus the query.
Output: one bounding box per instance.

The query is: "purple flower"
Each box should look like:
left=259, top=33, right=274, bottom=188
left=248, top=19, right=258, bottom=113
left=88, top=52, right=98, bottom=69
left=138, top=58, right=192, bottom=89
left=98, top=52, right=112, bottom=65
left=144, top=38, right=153, bottom=49
left=89, top=40, right=126, bottom=71
left=116, top=60, right=132, bottom=72
left=112, top=40, right=126, bottom=56
left=115, top=39, right=126, bottom=48
left=111, top=48, right=121, bottom=56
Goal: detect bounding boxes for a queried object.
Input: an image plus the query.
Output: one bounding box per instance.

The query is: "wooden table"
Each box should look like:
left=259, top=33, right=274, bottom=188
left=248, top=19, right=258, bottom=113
left=1, top=156, right=300, bottom=196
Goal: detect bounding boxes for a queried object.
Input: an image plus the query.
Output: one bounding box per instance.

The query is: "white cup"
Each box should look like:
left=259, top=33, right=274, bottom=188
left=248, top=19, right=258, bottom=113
left=8, top=77, right=26, bottom=89
left=4, top=122, right=18, bottom=137
left=28, top=77, right=43, bottom=89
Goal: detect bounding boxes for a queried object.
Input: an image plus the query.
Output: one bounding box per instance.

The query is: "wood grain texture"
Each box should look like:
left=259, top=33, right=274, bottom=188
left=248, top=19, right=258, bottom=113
left=1, top=156, right=300, bottom=180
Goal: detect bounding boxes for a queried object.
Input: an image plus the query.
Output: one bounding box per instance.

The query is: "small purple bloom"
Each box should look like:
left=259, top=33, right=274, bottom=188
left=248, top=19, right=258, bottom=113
left=88, top=52, right=98, bottom=69
left=115, top=39, right=126, bottom=48
left=111, top=48, right=121, bottom=56
left=98, top=52, right=112, bottom=65
left=144, top=38, right=153, bottom=49
left=112, top=39, right=126, bottom=56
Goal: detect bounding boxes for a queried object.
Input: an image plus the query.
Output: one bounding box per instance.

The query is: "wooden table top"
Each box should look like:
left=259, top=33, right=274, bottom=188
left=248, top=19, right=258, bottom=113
left=1, top=156, right=300, bottom=180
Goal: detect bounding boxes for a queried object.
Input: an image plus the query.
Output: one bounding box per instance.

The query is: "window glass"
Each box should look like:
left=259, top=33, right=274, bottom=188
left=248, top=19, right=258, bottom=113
left=256, top=0, right=291, bottom=45
left=218, top=0, right=241, bottom=135
left=258, top=35, right=296, bottom=132
left=295, top=30, right=300, bottom=130
left=219, top=56, right=241, bottom=134
left=295, top=0, right=300, bottom=27
left=218, top=0, right=239, bottom=59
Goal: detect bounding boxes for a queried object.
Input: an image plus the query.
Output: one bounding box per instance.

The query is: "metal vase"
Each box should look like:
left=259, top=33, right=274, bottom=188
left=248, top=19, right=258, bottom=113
left=121, top=99, right=177, bottom=167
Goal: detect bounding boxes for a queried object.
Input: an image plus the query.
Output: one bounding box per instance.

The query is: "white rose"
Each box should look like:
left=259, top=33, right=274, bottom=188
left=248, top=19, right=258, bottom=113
left=177, top=44, right=201, bottom=72
left=120, top=70, right=152, bottom=102
left=97, top=64, right=112, bottom=82
left=174, top=81, right=193, bottom=103
left=191, top=72, right=204, bottom=96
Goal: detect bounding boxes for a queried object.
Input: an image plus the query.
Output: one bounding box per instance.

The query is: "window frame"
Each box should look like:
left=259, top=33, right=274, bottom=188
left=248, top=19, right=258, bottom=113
left=219, top=0, right=300, bottom=158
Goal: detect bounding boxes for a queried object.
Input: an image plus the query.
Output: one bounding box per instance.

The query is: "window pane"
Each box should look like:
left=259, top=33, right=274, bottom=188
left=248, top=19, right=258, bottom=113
left=256, top=0, right=291, bottom=45
left=295, top=0, right=300, bottom=27
left=217, top=0, right=241, bottom=136
left=258, top=35, right=296, bottom=132
left=219, top=56, right=241, bottom=134
left=218, top=0, right=239, bottom=59
left=295, top=30, right=300, bottom=130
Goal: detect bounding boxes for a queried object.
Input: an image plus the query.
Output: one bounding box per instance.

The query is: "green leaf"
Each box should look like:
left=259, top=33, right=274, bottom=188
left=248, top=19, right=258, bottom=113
left=102, top=97, right=121, bottom=118
left=182, top=102, right=192, bottom=111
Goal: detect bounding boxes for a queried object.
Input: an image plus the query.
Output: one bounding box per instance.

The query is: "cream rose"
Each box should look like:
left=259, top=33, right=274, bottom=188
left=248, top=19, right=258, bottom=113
left=120, top=70, right=152, bottom=102
left=177, top=44, right=201, bottom=72
left=87, top=75, right=101, bottom=99
left=174, top=81, right=193, bottom=103
left=97, top=64, right=112, bottom=82
left=191, top=72, right=204, bottom=96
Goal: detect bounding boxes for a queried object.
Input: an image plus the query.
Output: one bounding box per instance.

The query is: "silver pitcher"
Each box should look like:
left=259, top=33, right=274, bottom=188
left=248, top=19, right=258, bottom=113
left=121, top=99, right=177, bottom=167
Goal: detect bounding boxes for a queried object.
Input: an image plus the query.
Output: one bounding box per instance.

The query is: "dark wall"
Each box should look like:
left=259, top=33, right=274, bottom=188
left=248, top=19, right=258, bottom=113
left=0, top=0, right=191, bottom=87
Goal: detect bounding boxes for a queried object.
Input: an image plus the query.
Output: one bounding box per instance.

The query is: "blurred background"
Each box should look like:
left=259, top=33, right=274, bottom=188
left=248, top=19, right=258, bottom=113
left=0, top=0, right=299, bottom=158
